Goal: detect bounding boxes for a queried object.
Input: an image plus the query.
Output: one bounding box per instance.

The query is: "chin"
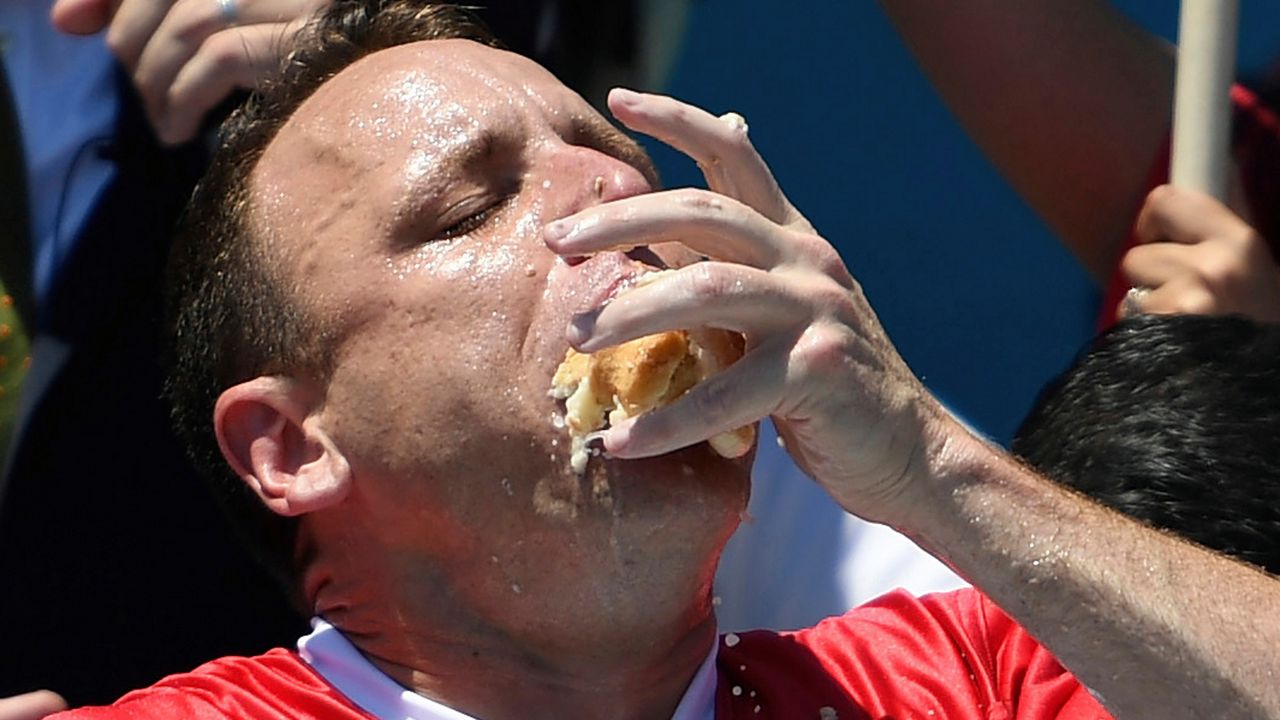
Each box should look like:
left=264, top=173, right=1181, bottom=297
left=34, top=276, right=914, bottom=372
left=532, top=440, right=751, bottom=529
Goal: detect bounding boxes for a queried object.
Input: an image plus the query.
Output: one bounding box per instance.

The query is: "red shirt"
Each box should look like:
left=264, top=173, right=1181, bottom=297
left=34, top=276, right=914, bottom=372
left=54, top=589, right=1110, bottom=720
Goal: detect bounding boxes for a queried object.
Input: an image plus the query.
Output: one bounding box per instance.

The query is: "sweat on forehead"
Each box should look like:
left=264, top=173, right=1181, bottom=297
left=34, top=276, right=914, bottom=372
left=247, top=38, right=591, bottom=243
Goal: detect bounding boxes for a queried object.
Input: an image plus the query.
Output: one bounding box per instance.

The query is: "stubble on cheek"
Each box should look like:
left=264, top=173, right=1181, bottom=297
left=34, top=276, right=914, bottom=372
left=532, top=465, right=616, bottom=521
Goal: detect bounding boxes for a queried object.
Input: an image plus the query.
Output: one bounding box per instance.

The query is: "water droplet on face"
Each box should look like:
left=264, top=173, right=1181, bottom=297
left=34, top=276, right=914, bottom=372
left=511, top=583, right=522, bottom=594
left=500, top=477, right=514, bottom=496
left=541, top=179, right=552, bottom=190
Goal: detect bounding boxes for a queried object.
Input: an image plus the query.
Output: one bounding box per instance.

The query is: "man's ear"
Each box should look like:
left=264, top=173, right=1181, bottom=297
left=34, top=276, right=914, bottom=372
left=214, top=377, right=351, bottom=517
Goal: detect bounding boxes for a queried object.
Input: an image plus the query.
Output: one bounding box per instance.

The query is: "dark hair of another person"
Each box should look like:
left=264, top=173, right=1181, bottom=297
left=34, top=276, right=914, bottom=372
left=1013, top=314, right=1280, bottom=575
left=164, top=1, right=502, bottom=600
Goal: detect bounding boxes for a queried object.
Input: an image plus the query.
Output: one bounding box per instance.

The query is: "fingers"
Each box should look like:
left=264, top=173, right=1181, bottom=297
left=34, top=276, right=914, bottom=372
left=1119, top=278, right=1216, bottom=318
left=608, top=88, right=799, bottom=226
left=604, top=342, right=786, bottom=458
left=133, top=0, right=320, bottom=136
left=1135, top=183, right=1252, bottom=246
left=1118, top=225, right=1280, bottom=321
left=160, top=20, right=304, bottom=143
left=92, top=0, right=323, bottom=144
left=1118, top=241, right=1189, bottom=289
left=568, top=263, right=802, bottom=352
left=50, top=0, right=116, bottom=34
left=0, top=690, right=68, bottom=720
left=105, top=0, right=174, bottom=71
left=545, top=188, right=797, bottom=269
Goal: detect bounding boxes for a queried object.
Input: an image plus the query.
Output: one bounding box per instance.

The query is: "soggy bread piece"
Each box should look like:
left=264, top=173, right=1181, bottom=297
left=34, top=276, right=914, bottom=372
left=551, top=328, right=756, bottom=474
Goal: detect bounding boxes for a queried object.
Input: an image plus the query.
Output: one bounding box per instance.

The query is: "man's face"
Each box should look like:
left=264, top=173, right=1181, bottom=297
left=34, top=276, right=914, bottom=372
left=250, top=40, right=750, bottom=609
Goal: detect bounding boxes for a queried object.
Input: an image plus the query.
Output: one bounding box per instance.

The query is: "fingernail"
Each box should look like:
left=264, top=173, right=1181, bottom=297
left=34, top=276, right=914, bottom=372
left=567, top=311, right=598, bottom=348
left=604, top=417, right=637, bottom=456
left=611, top=87, right=641, bottom=106
left=544, top=220, right=569, bottom=241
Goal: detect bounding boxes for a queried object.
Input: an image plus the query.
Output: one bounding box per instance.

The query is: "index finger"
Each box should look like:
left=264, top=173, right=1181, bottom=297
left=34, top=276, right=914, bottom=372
left=608, top=88, right=798, bottom=226
left=50, top=0, right=117, bottom=34
left=1134, top=183, right=1253, bottom=246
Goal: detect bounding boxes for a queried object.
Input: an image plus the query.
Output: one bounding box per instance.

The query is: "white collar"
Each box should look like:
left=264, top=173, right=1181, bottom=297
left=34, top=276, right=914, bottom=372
left=298, top=618, right=718, bottom=720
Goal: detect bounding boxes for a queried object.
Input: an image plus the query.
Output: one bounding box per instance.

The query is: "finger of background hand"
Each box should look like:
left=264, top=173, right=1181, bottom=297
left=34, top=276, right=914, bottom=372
left=50, top=0, right=116, bottom=34
left=1118, top=242, right=1192, bottom=288
left=159, top=21, right=298, bottom=144
left=1131, top=278, right=1217, bottom=316
left=0, top=690, right=68, bottom=720
left=570, top=263, right=800, bottom=352
left=1134, top=183, right=1249, bottom=246
left=546, top=188, right=792, bottom=268
left=608, top=88, right=796, bottom=224
left=105, top=0, right=174, bottom=70
left=134, top=0, right=323, bottom=128
left=605, top=344, right=786, bottom=459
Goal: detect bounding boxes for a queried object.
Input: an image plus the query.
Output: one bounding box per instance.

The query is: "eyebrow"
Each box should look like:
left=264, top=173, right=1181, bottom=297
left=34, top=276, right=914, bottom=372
left=571, top=116, right=661, bottom=188
left=435, top=127, right=504, bottom=177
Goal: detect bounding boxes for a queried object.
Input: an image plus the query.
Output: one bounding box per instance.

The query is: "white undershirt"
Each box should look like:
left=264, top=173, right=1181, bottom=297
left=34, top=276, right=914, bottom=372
left=298, top=618, right=718, bottom=720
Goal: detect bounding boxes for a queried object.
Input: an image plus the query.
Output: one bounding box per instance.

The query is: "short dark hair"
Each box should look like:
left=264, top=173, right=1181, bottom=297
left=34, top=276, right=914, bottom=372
left=1013, top=314, right=1280, bottom=574
left=165, top=1, right=502, bottom=594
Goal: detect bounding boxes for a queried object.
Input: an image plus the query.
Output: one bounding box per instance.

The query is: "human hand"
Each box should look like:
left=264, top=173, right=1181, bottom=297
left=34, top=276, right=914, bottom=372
left=0, top=690, right=67, bottom=720
left=51, top=0, right=329, bottom=145
left=1119, top=184, right=1280, bottom=322
left=544, top=89, right=946, bottom=524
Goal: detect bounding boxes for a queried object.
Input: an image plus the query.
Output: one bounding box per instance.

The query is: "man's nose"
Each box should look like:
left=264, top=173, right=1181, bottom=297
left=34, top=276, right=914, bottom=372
left=549, top=145, right=654, bottom=216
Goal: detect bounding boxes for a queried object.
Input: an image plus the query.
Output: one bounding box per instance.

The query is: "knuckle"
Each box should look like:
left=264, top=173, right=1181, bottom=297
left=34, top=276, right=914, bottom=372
left=172, top=9, right=217, bottom=47
left=719, top=113, right=753, bottom=152
left=790, top=325, right=854, bottom=377
left=204, top=32, right=245, bottom=69
left=104, top=26, right=135, bottom=65
left=1175, top=288, right=1217, bottom=315
left=1145, top=183, right=1180, bottom=208
left=675, top=188, right=727, bottom=214
left=794, top=232, right=845, bottom=276
left=1118, top=248, right=1144, bottom=277
left=681, top=263, right=729, bottom=300
left=687, top=377, right=735, bottom=423
left=1194, top=249, right=1248, bottom=289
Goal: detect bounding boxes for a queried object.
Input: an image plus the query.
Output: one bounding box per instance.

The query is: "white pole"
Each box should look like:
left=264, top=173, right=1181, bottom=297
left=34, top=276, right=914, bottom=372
left=1170, top=0, right=1239, bottom=200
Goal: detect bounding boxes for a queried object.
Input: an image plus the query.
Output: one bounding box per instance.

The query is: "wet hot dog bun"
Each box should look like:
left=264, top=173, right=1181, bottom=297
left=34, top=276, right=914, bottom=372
left=551, top=326, right=756, bottom=474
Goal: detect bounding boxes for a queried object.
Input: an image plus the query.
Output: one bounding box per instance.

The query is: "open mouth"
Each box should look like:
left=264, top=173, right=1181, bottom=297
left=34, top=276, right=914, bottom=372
left=548, top=265, right=755, bottom=474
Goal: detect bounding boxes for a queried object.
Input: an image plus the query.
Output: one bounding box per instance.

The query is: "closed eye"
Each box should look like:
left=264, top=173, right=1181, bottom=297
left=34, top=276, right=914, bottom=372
left=436, top=193, right=514, bottom=241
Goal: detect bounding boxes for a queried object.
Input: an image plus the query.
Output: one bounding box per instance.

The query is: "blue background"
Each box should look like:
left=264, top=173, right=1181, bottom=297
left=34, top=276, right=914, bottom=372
left=647, top=2, right=1280, bottom=444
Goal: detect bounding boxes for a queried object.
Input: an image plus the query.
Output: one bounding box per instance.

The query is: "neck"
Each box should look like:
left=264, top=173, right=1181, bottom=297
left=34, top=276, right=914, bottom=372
left=324, top=586, right=717, bottom=720
left=304, top=538, right=722, bottom=720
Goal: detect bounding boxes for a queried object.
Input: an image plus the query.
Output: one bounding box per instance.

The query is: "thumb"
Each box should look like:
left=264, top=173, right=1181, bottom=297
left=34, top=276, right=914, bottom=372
left=50, top=0, right=114, bottom=35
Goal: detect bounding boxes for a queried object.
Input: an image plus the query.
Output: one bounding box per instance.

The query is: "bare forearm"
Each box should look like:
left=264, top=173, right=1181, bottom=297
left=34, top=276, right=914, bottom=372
left=877, top=0, right=1174, bottom=281
left=902, top=420, right=1280, bottom=719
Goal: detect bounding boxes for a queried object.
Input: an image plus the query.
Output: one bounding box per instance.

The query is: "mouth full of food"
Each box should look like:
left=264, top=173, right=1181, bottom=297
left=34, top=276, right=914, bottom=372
left=550, top=306, right=756, bottom=474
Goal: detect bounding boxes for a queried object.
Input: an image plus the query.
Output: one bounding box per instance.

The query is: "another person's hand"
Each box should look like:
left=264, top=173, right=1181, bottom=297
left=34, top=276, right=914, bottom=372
left=0, top=690, right=67, bottom=720
left=544, top=89, right=944, bottom=525
left=1120, top=183, right=1280, bottom=322
left=51, top=0, right=329, bottom=145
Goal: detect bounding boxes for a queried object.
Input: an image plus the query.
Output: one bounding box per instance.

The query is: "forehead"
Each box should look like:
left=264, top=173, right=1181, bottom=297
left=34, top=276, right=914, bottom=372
left=289, top=38, right=577, bottom=143
left=249, top=39, right=597, bottom=245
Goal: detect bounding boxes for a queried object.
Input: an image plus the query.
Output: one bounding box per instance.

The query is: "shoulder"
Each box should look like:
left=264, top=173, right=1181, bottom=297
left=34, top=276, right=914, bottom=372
left=716, top=589, right=1110, bottom=719
left=49, top=649, right=372, bottom=720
